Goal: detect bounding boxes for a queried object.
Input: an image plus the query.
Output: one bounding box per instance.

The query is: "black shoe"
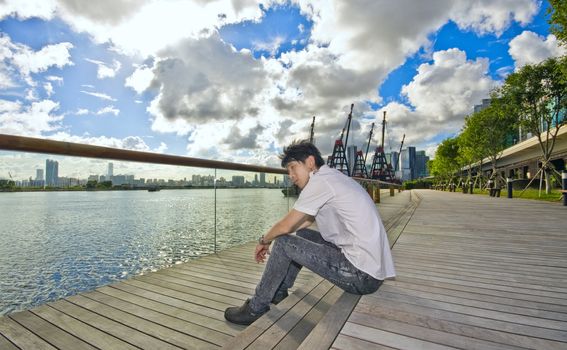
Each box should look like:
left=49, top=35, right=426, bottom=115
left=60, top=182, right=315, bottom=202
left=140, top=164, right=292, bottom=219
left=271, top=290, right=289, bottom=305
left=224, top=299, right=268, bottom=325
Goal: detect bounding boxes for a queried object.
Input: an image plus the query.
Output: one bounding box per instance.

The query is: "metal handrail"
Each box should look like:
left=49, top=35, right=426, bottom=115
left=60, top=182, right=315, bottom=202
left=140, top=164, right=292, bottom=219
left=0, top=134, right=287, bottom=174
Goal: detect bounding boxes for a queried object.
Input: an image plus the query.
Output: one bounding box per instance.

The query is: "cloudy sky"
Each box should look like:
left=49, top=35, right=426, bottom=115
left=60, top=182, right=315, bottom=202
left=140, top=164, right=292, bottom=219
left=0, top=0, right=565, bottom=180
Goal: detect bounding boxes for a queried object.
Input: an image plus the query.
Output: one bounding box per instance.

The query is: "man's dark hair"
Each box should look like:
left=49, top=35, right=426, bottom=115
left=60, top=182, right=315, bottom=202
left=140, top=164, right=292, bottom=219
left=280, top=140, right=325, bottom=168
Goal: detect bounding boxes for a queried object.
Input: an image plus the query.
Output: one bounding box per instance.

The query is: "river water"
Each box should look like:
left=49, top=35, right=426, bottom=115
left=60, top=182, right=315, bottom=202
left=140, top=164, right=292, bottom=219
left=0, top=188, right=294, bottom=316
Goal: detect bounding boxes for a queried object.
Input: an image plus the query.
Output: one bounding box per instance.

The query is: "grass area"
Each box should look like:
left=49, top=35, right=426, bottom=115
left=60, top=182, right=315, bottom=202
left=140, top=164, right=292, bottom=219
left=469, top=188, right=563, bottom=202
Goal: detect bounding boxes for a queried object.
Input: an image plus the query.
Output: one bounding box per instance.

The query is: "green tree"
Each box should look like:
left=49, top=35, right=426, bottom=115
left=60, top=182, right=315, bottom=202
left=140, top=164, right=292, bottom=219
left=459, top=114, right=489, bottom=188
left=549, top=0, right=567, bottom=45
left=429, top=137, right=461, bottom=188
left=499, top=56, right=567, bottom=193
left=477, top=97, right=517, bottom=187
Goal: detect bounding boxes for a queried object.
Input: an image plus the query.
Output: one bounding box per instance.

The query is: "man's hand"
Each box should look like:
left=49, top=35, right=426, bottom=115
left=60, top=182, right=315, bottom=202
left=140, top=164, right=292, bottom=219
left=255, top=243, right=270, bottom=263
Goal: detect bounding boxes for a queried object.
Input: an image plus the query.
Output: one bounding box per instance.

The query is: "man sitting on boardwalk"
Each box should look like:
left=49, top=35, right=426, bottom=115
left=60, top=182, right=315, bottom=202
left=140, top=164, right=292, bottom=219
left=224, top=140, right=396, bottom=325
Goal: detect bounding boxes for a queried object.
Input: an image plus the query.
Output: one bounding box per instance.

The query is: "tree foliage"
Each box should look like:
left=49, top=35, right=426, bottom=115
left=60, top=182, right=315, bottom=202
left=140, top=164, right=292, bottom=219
left=549, top=0, right=567, bottom=45
left=498, top=56, right=567, bottom=192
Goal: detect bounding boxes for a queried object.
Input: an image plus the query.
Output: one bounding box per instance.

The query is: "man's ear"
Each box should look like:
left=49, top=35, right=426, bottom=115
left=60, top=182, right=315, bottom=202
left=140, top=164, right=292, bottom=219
left=307, top=155, right=315, bottom=169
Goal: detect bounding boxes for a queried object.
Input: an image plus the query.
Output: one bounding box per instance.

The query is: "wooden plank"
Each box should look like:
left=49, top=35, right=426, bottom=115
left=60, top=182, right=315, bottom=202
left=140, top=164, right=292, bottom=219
left=96, top=286, right=243, bottom=336
left=9, top=311, right=97, bottom=350
left=348, top=309, right=523, bottom=350
left=379, top=284, right=567, bottom=322
left=66, top=294, right=217, bottom=349
left=274, top=285, right=344, bottom=350
left=222, top=277, right=324, bottom=350
left=108, top=282, right=225, bottom=321
left=246, top=281, right=335, bottom=349
left=0, top=333, right=19, bottom=350
left=340, top=321, right=456, bottom=350
left=0, top=316, right=57, bottom=350
left=135, top=274, right=247, bottom=304
left=386, top=278, right=567, bottom=314
left=353, top=297, right=566, bottom=350
left=30, top=304, right=138, bottom=349
left=332, top=334, right=396, bottom=350
left=393, top=275, right=567, bottom=309
left=47, top=300, right=181, bottom=350
left=122, top=279, right=234, bottom=310
left=83, top=290, right=231, bottom=346
left=155, top=269, right=256, bottom=295
left=297, top=289, right=359, bottom=350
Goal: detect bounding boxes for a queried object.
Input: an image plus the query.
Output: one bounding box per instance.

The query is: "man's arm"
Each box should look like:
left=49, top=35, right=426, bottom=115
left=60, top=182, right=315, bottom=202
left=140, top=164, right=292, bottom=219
left=255, top=209, right=313, bottom=263
left=263, top=209, right=313, bottom=242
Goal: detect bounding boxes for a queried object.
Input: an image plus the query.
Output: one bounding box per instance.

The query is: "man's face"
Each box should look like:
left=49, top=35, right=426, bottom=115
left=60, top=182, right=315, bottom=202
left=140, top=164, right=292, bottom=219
left=286, top=157, right=313, bottom=189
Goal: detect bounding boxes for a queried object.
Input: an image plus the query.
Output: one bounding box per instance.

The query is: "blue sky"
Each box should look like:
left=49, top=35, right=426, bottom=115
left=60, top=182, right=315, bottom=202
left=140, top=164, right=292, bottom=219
left=0, top=0, right=565, bottom=179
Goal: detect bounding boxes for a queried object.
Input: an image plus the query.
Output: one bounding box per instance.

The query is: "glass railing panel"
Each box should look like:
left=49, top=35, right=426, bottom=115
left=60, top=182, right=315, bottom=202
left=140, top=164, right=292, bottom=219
left=0, top=147, right=291, bottom=316
left=0, top=151, right=217, bottom=315
left=213, top=169, right=295, bottom=252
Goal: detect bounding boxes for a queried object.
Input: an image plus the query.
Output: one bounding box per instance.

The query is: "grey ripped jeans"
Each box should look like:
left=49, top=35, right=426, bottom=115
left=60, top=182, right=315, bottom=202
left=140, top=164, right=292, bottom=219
left=249, top=228, right=382, bottom=312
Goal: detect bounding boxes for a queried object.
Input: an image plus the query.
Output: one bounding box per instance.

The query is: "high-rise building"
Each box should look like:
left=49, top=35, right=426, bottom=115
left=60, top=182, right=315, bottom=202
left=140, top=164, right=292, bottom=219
left=107, top=163, right=114, bottom=177
left=232, top=175, right=245, bottom=186
left=45, top=159, right=59, bottom=186
left=346, top=145, right=357, bottom=175
left=399, top=147, right=416, bottom=181
left=390, top=151, right=399, bottom=172
left=260, top=173, right=266, bottom=185
left=415, top=150, right=430, bottom=178
left=35, top=169, right=44, bottom=181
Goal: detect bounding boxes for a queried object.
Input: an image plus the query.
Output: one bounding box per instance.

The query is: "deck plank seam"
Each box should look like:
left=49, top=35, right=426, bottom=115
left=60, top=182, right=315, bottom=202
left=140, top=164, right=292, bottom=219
left=77, top=292, right=225, bottom=347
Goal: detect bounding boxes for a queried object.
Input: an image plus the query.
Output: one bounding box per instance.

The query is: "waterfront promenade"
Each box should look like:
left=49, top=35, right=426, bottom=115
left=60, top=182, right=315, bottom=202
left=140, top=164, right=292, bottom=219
left=1, top=189, right=566, bottom=349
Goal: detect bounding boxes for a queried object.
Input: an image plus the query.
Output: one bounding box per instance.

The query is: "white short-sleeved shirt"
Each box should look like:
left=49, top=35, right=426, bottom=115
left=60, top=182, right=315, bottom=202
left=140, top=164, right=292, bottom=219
left=293, top=165, right=396, bottom=280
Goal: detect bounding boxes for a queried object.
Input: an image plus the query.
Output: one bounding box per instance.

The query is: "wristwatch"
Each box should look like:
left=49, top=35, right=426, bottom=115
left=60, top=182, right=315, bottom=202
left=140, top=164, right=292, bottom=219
left=258, top=235, right=271, bottom=245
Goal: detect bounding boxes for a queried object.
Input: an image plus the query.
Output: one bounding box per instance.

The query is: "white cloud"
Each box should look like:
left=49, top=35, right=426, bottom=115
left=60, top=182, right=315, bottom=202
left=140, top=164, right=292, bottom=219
left=0, top=99, right=63, bottom=136
left=80, top=90, right=117, bottom=101
left=148, top=33, right=268, bottom=130
left=96, top=105, right=120, bottom=116
left=76, top=108, right=89, bottom=115
left=56, top=0, right=265, bottom=57
left=450, top=0, right=538, bottom=36
left=0, top=34, right=73, bottom=87
left=125, top=64, right=154, bottom=94
left=0, top=0, right=57, bottom=21
left=509, top=31, right=567, bottom=69
left=43, top=82, right=54, bottom=96
left=45, top=132, right=165, bottom=154
left=45, top=75, right=64, bottom=85
left=382, top=48, right=496, bottom=148
left=85, top=58, right=122, bottom=79
left=252, top=35, right=286, bottom=56
left=12, top=42, right=74, bottom=77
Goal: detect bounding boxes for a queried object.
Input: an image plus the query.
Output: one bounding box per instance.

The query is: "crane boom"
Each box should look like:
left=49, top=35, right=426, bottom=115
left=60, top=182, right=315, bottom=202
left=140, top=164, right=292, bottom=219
left=396, top=134, right=405, bottom=172
left=381, top=111, right=386, bottom=151
left=309, top=116, right=315, bottom=143
left=343, top=104, right=354, bottom=152
left=364, top=122, right=375, bottom=164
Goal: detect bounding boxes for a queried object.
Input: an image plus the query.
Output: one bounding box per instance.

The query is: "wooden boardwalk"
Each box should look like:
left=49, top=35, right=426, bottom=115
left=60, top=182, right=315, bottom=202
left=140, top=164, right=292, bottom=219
left=334, top=190, right=567, bottom=350
left=2, top=189, right=566, bottom=349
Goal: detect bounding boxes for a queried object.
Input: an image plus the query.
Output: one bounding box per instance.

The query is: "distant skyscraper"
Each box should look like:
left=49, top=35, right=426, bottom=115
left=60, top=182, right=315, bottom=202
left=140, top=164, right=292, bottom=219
left=45, top=159, right=58, bottom=186
left=399, top=147, right=416, bottom=181
left=107, top=163, right=114, bottom=177
left=35, top=169, right=44, bottom=181
left=254, top=174, right=258, bottom=185
left=260, top=173, right=266, bottom=185
left=415, top=150, right=430, bottom=178
left=346, top=145, right=357, bottom=175
left=232, top=175, right=245, bottom=186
